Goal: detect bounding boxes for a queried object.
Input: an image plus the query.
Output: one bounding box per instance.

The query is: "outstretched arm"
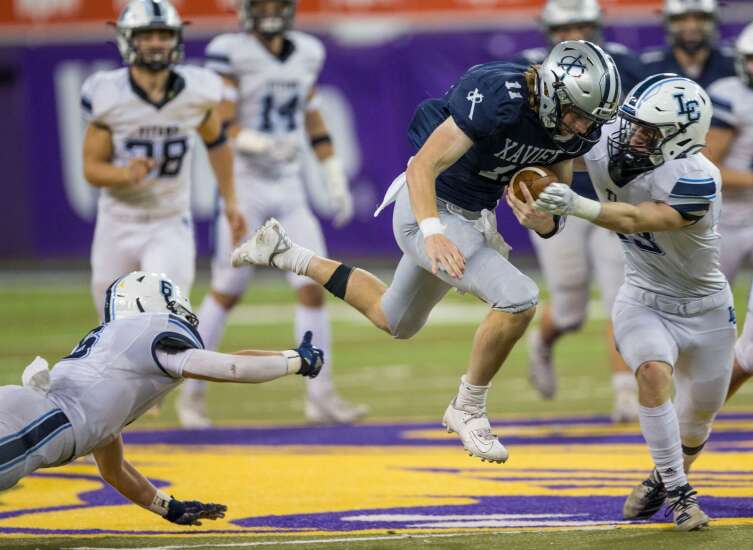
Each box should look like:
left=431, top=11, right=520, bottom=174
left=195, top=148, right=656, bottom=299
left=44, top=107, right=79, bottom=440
left=93, top=436, right=226, bottom=525
left=535, top=183, right=691, bottom=233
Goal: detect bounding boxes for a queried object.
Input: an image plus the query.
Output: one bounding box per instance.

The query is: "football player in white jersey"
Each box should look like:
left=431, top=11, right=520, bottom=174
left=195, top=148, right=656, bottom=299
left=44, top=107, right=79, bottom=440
left=514, top=0, right=639, bottom=422
left=176, top=0, right=365, bottom=428
left=705, top=21, right=753, bottom=400
left=0, top=272, right=324, bottom=524
left=535, top=75, right=734, bottom=530
left=81, top=0, right=246, bottom=320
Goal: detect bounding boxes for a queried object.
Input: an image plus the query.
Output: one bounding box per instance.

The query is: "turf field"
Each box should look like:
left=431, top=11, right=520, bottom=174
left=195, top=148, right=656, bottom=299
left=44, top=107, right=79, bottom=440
left=1, top=269, right=752, bottom=549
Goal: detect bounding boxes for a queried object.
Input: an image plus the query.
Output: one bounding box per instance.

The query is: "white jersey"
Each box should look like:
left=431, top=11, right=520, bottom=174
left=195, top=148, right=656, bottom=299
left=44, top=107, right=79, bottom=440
left=205, top=31, right=324, bottom=183
left=585, top=122, right=727, bottom=299
left=707, top=77, right=753, bottom=227
left=81, top=65, right=223, bottom=220
left=46, top=313, right=203, bottom=456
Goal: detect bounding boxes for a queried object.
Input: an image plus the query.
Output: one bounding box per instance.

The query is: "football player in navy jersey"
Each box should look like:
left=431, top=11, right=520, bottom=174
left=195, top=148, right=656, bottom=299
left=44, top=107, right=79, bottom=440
left=513, top=0, right=640, bottom=421
left=232, top=41, right=622, bottom=464
left=641, top=0, right=735, bottom=89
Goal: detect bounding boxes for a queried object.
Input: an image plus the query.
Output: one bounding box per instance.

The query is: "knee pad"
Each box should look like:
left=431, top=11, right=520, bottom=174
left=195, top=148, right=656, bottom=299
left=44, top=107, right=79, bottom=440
left=679, top=410, right=715, bottom=449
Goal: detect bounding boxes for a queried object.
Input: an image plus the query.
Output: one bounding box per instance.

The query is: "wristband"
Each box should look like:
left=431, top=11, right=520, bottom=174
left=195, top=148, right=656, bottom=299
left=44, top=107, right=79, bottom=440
left=148, top=490, right=171, bottom=517
left=419, top=217, right=444, bottom=237
left=282, top=350, right=302, bottom=374
left=571, top=194, right=602, bottom=221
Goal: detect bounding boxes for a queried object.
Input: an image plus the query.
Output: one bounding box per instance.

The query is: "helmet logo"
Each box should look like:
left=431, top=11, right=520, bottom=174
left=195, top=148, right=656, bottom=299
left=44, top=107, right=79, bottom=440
left=160, top=280, right=174, bottom=300
left=673, top=93, right=700, bottom=122
left=557, top=55, right=587, bottom=77
left=466, top=88, right=484, bottom=120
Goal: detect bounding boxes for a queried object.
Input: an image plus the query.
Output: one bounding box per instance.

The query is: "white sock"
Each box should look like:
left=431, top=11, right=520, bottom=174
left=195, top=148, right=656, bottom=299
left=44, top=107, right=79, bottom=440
left=295, top=304, right=334, bottom=400
left=183, top=294, right=230, bottom=397
left=639, top=401, right=687, bottom=490
left=455, top=375, right=490, bottom=413
left=613, top=372, right=638, bottom=394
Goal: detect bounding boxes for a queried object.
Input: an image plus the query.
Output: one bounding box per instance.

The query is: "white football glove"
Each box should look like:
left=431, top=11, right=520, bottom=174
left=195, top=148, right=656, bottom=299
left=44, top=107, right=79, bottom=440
left=234, top=129, right=298, bottom=163
left=535, top=182, right=602, bottom=221
left=322, top=156, right=354, bottom=227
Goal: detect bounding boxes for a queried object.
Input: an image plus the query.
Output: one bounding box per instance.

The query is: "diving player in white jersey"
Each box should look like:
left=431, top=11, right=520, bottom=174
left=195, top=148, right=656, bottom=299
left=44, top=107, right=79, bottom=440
left=81, top=0, right=246, bottom=318
left=176, top=0, right=365, bottom=428
left=536, top=74, right=733, bottom=531
left=0, top=272, right=324, bottom=524
left=705, top=21, right=753, bottom=399
left=512, top=0, right=640, bottom=422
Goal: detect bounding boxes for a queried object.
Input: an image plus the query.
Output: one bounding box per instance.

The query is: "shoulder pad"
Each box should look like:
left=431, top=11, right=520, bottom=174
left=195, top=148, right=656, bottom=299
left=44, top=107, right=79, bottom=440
left=175, top=65, right=223, bottom=106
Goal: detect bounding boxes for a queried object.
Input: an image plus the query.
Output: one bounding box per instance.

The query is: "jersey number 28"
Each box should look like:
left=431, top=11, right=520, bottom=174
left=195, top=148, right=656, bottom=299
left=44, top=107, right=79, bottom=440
left=125, top=138, right=188, bottom=177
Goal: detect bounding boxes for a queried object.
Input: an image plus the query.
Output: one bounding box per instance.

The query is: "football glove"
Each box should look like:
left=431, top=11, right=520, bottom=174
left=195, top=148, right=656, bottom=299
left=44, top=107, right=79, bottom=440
left=295, top=330, right=324, bottom=378
left=165, top=498, right=227, bottom=526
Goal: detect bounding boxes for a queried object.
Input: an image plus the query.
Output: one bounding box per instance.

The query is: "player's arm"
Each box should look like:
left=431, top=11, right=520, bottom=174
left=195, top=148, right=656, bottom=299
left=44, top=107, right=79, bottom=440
left=82, top=123, right=152, bottom=188
left=93, top=435, right=226, bottom=525
left=705, top=127, right=753, bottom=189
left=305, top=87, right=353, bottom=227
left=406, top=116, right=473, bottom=278
left=157, top=331, right=324, bottom=382
left=535, top=183, right=692, bottom=233
left=549, top=158, right=574, bottom=184
left=197, top=107, right=247, bottom=245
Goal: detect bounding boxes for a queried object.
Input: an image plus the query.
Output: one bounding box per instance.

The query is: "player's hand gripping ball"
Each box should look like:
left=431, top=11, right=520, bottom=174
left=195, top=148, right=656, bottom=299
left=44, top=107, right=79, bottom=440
left=509, top=166, right=558, bottom=202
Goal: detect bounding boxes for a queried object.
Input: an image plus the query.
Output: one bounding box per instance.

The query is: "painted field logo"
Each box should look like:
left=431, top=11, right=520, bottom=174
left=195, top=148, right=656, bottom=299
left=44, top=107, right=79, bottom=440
left=1, top=413, right=752, bottom=536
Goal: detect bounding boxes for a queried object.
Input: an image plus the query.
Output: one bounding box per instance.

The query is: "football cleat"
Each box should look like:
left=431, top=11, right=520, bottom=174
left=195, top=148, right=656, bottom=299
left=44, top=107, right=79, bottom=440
left=305, top=391, right=369, bottom=424
left=442, top=399, right=508, bottom=463
left=665, top=484, right=710, bottom=531
left=175, top=387, right=212, bottom=429
left=623, top=469, right=667, bottom=520
left=231, top=218, right=311, bottom=275
left=527, top=329, right=556, bottom=399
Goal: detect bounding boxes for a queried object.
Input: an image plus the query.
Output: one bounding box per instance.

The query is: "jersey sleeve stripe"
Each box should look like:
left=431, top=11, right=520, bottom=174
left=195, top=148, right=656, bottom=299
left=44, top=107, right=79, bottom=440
left=168, top=315, right=204, bottom=348
left=711, top=115, right=735, bottom=129
left=670, top=181, right=716, bottom=198
left=670, top=202, right=710, bottom=221
left=709, top=95, right=733, bottom=112
left=205, top=53, right=231, bottom=63
left=150, top=333, right=197, bottom=378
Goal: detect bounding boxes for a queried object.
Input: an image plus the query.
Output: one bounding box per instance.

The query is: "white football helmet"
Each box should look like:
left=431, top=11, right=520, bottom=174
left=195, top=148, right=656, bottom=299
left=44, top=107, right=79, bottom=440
left=736, top=21, right=753, bottom=88
left=538, top=40, right=621, bottom=152
left=116, top=0, right=183, bottom=71
left=663, top=0, right=718, bottom=54
left=541, top=0, right=602, bottom=45
left=104, top=271, right=198, bottom=327
left=608, top=74, right=711, bottom=184
left=238, top=0, right=297, bottom=36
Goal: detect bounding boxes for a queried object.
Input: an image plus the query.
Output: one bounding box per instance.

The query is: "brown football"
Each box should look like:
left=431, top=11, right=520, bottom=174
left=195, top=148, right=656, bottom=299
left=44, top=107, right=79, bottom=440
left=509, top=166, right=558, bottom=202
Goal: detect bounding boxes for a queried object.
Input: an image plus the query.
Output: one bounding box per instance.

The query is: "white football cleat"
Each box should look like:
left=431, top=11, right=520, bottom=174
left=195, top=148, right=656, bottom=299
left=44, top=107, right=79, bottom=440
left=623, top=469, right=667, bottom=520
left=442, top=399, right=508, bottom=463
left=305, top=391, right=369, bottom=425
left=527, top=329, right=556, bottom=400
left=611, top=387, right=640, bottom=423
left=231, top=218, right=311, bottom=275
left=175, top=387, right=212, bottom=429
left=665, top=484, right=710, bottom=531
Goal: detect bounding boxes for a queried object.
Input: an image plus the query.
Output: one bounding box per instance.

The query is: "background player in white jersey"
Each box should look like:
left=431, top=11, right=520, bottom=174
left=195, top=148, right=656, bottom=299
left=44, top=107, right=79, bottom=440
left=512, top=0, right=640, bottom=421
left=176, top=0, right=364, bottom=428
left=536, top=75, right=734, bottom=531
left=0, top=272, right=324, bottom=524
left=705, top=21, right=753, bottom=399
left=81, top=0, right=246, bottom=319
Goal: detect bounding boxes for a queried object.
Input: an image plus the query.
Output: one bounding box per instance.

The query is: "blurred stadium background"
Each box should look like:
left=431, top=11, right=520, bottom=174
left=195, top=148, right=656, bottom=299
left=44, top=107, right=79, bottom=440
left=2, top=1, right=753, bottom=548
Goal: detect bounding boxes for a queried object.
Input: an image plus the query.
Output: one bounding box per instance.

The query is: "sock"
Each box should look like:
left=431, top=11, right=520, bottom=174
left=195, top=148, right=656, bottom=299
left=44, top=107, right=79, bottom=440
left=183, top=295, right=230, bottom=398
left=638, top=401, right=687, bottom=490
left=455, top=375, right=490, bottom=413
left=613, top=372, right=638, bottom=395
left=295, top=304, right=334, bottom=400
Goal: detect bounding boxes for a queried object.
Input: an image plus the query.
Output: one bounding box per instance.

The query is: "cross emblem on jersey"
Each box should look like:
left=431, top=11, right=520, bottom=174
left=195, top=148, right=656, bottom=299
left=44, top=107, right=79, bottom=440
left=466, top=88, right=484, bottom=120
left=558, top=55, right=586, bottom=77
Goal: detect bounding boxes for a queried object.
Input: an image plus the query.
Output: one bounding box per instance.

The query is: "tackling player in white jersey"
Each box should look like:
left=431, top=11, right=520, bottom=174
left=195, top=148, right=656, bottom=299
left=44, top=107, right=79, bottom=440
left=0, top=271, right=324, bottom=524
left=176, top=0, right=365, bottom=428
left=536, top=74, right=733, bottom=531
left=81, top=0, right=246, bottom=318
left=705, top=21, right=753, bottom=399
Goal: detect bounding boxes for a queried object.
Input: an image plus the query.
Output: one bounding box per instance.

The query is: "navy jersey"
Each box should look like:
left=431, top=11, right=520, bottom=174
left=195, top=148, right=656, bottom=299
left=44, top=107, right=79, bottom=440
left=639, top=46, right=735, bottom=90
left=408, top=62, right=598, bottom=211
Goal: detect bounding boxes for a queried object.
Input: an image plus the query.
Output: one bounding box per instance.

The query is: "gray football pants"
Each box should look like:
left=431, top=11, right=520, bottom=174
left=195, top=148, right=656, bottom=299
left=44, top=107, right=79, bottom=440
left=380, top=186, right=538, bottom=339
left=0, top=386, right=76, bottom=491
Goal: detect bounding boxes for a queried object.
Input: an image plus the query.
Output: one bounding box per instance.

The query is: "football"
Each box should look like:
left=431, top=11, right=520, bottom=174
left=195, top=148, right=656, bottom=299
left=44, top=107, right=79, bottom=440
left=509, top=166, right=558, bottom=202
